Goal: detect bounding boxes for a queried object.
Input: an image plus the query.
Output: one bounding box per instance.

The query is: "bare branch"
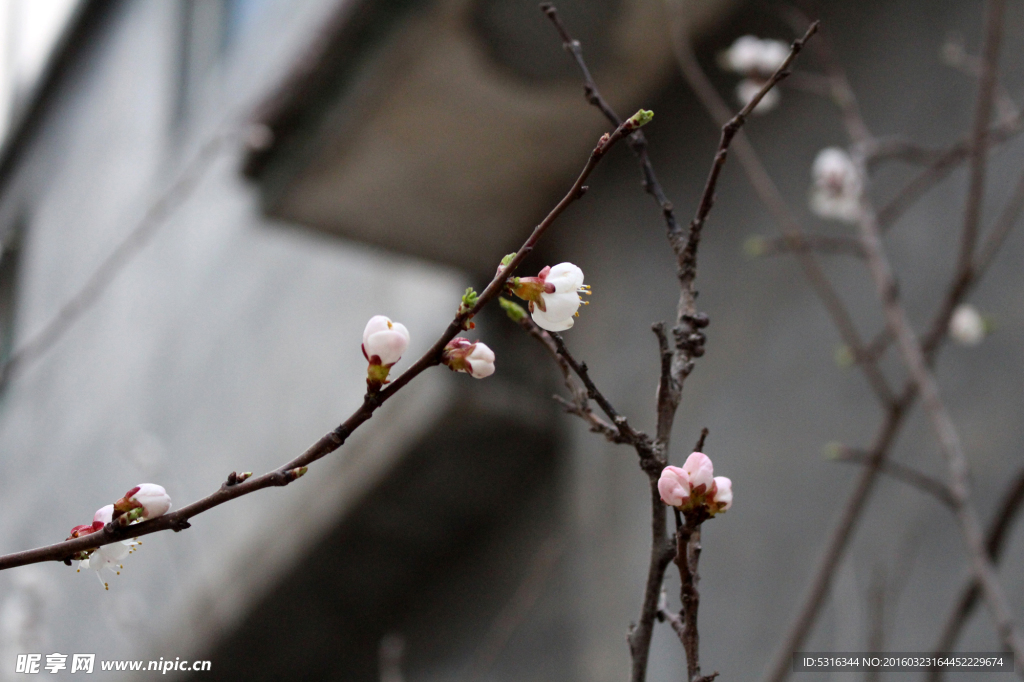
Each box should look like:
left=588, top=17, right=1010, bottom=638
left=514, top=312, right=623, bottom=443
left=670, top=24, right=895, bottom=409
left=0, top=132, right=232, bottom=390
left=876, top=112, right=1024, bottom=230
left=464, top=536, right=563, bottom=682
left=929, top=467, right=1024, bottom=679
left=0, top=112, right=643, bottom=571
left=832, top=448, right=955, bottom=508
left=959, top=0, right=1007, bottom=276
left=751, top=234, right=866, bottom=259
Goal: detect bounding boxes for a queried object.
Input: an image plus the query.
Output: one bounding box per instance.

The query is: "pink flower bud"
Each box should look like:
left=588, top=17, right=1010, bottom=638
left=711, top=476, right=733, bottom=512
left=442, top=338, right=496, bottom=379
left=658, top=466, right=691, bottom=508
left=683, top=451, right=714, bottom=494
left=362, top=315, right=410, bottom=366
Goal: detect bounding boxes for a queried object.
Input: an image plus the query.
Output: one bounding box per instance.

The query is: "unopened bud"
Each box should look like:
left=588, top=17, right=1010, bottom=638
left=442, top=338, right=496, bottom=379
left=499, top=297, right=527, bottom=323
left=625, top=109, right=654, bottom=130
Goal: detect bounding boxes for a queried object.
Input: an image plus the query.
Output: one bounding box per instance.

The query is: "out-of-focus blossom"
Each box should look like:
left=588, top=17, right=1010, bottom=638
left=720, top=35, right=789, bottom=76
left=809, top=147, right=862, bottom=223
left=949, top=304, right=986, bottom=346
left=736, top=78, right=780, bottom=114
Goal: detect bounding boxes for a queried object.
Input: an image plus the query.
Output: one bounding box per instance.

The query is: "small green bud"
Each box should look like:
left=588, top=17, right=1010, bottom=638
left=626, top=109, right=654, bottom=129
left=459, top=287, right=479, bottom=314
left=500, top=252, right=516, bottom=268
left=823, top=441, right=844, bottom=459
left=834, top=344, right=855, bottom=368
left=499, top=297, right=527, bottom=323
left=743, top=235, right=767, bottom=258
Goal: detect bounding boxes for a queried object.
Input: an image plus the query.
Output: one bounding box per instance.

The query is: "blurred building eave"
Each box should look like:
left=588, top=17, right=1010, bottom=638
left=0, top=0, right=95, bottom=213
left=240, top=0, right=734, bottom=273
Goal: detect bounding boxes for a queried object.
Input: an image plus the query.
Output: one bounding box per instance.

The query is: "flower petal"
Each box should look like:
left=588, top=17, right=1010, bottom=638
left=683, top=452, right=715, bottom=493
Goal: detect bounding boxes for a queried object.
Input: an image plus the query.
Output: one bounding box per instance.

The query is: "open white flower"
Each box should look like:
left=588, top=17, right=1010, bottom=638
left=532, top=263, right=589, bottom=332
left=75, top=505, right=140, bottom=590
left=809, top=147, right=862, bottom=223
left=949, top=304, right=986, bottom=346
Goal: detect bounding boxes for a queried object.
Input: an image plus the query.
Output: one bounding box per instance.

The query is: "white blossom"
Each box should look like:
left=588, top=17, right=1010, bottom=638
left=721, top=35, right=789, bottom=76
left=76, top=506, right=140, bottom=590
left=532, top=263, right=589, bottom=332
left=711, top=476, right=733, bottom=512
left=125, top=484, right=171, bottom=520
left=809, top=147, right=862, bottom=223
left=683, top=451, right=715, bottom=494
left=736, top=79, right=780, bottom=115
left=362, top=315, right=410, bottom=366
left=442, top=338, right=496, bottom=379
left=949, top=304, right=986, bottom=346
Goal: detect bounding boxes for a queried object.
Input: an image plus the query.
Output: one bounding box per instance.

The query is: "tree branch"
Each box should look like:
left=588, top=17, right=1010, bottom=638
left=929, top=467, right=1024, bottom=680
left=0, top=132, right=232, bottom=391
left=831, top=448, right=956, bottom=508
left=0, top=113, right=645, bottom=571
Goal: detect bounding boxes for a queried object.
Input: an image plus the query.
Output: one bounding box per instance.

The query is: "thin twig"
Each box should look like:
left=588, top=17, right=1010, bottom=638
left=0, top=113, right=644, bottom=571
left=832, top=449, right=956, bottom=508
left=929, top=468, right=1024, bottom=680
left=546, top=11, right=817, bottom=681
left=876, top=111, right=1024, bottom=230
left=464, top=536, right=564, bottom=682
left=675, top=512, right=718, bottom=682
left=959, top=0, right=1007, bottom=277
left=761, top=11, right=1024, bottom=679
left=843, top=13, right=1024, bottom=664
left=974, top=164, right=1024, bottom=276
left=515, top=312, right=623, bottom=443
left=670, top=23, right=894, bottom=408
left=752, top=234, right=865, bottom=259
left=0, top=132, right=232, bottom=390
